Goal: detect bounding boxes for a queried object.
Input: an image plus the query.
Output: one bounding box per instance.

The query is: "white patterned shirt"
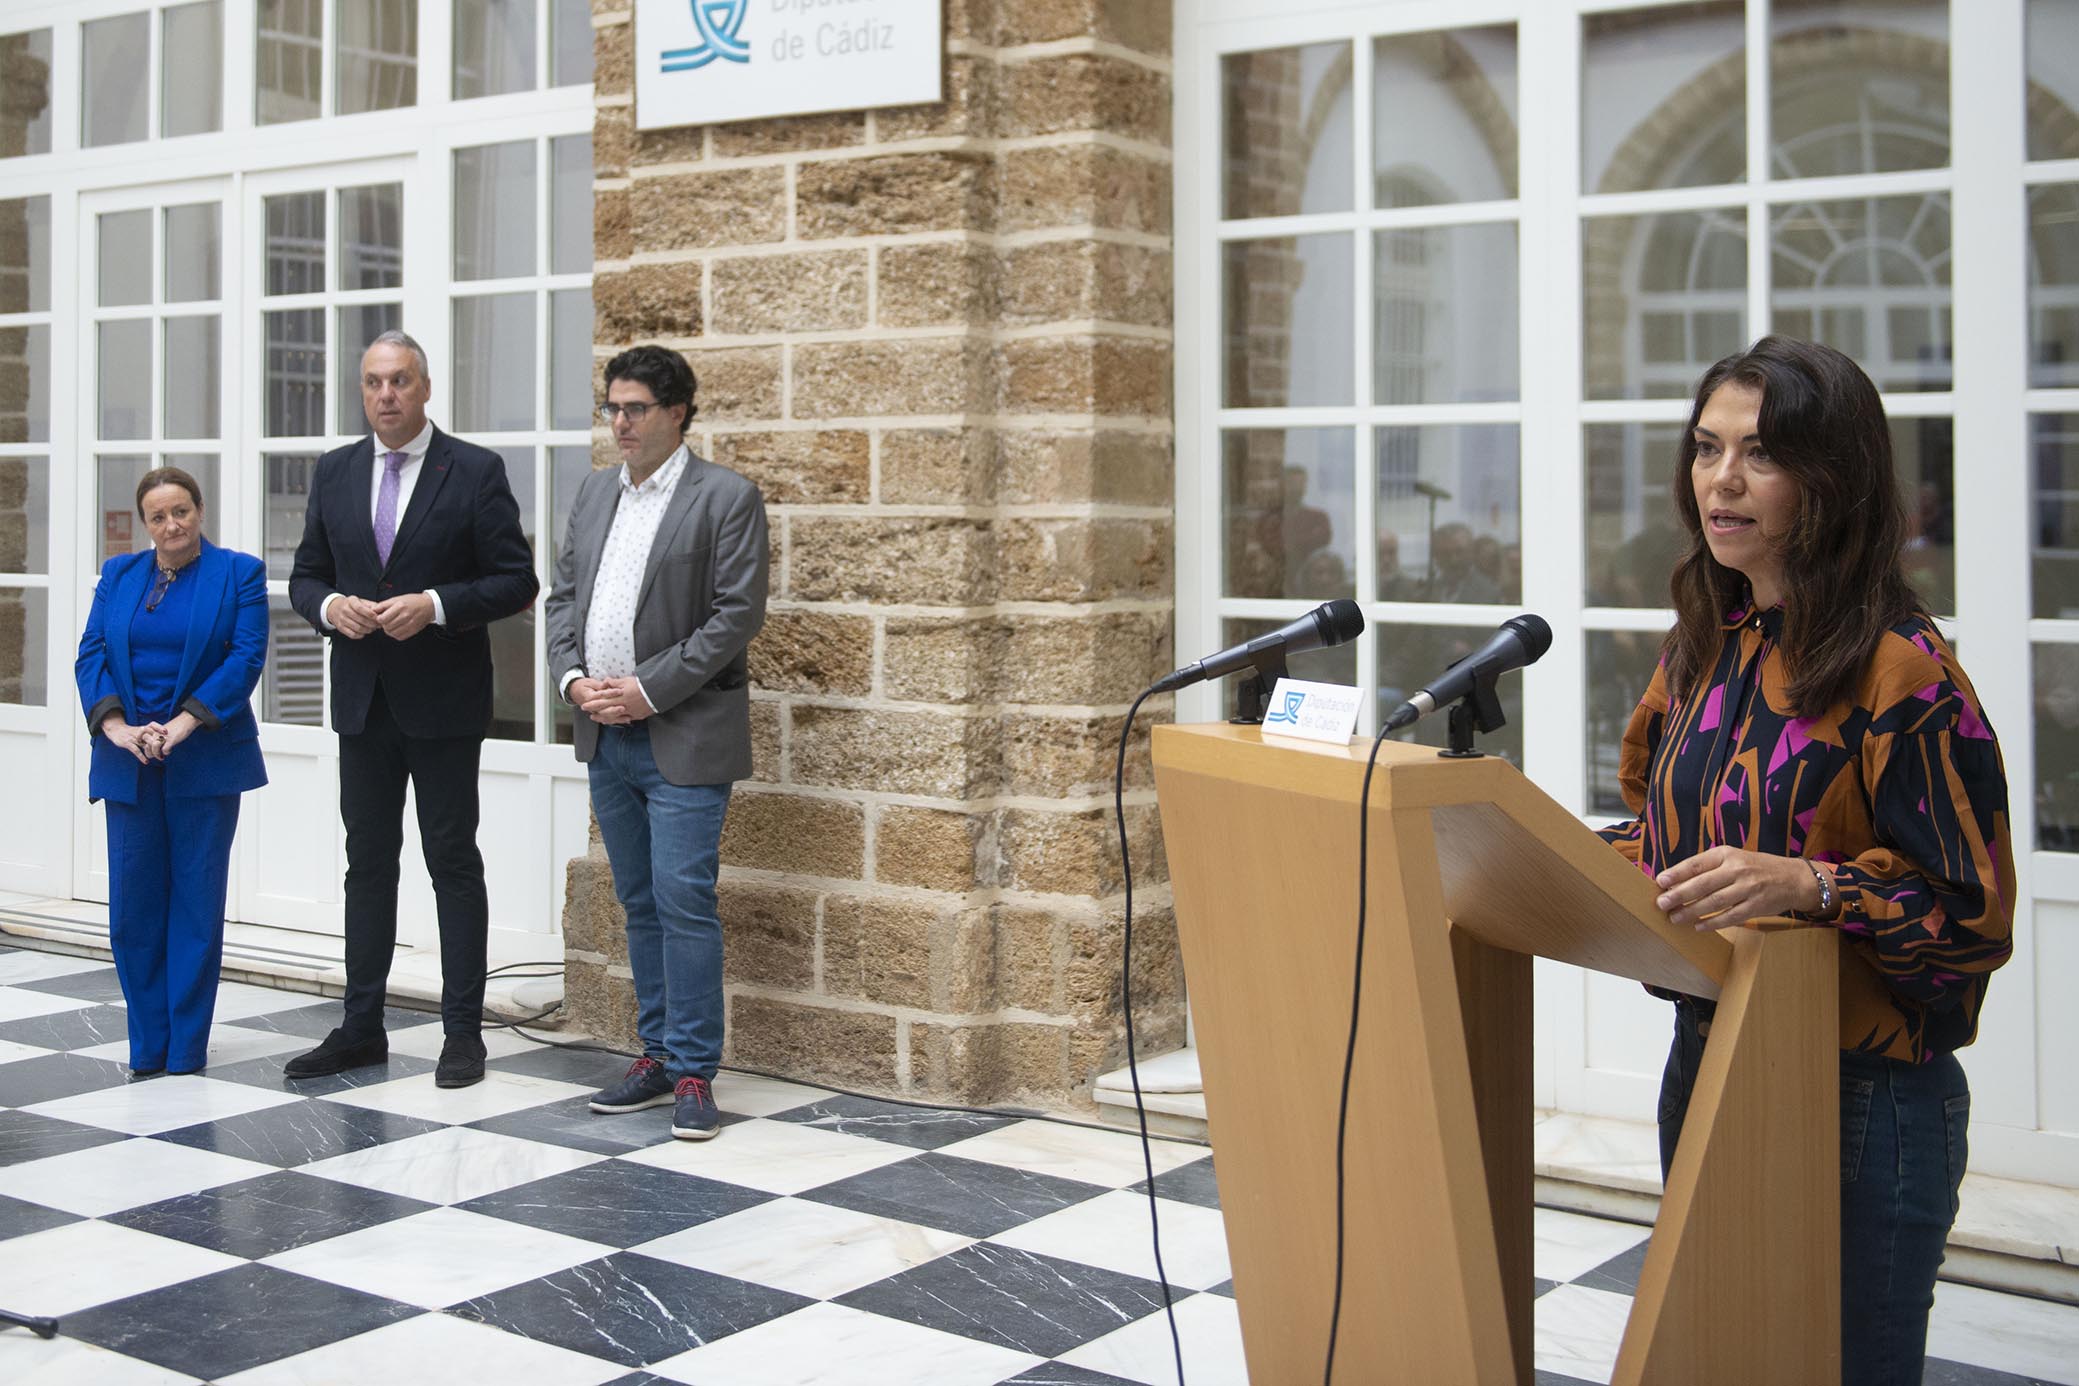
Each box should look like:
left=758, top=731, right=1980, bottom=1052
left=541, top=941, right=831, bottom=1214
left=564, top=447, right=690, bottom=708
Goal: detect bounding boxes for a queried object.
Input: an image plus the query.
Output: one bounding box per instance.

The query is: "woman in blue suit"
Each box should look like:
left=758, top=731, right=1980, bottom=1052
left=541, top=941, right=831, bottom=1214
left=75, top=468, right=268, bottom=1076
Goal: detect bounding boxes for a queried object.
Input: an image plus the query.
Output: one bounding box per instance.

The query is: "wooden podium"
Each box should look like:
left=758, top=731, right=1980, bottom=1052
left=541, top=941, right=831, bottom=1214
left=1151, top=724, right=1838, bottom=1385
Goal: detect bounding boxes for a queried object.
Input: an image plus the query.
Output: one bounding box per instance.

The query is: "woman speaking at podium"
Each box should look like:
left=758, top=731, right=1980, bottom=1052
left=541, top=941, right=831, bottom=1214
left=1596, top=337, right=2012, bottom=1386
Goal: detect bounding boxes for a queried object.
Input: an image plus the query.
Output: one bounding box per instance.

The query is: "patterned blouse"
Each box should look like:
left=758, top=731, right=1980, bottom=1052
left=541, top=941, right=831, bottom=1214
left=1598, top=604, right=2013, bottom=1062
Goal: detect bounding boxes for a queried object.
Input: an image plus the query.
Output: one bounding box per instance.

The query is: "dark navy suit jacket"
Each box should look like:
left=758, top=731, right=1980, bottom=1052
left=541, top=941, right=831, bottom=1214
left=74, top=539, right=269, bottom=805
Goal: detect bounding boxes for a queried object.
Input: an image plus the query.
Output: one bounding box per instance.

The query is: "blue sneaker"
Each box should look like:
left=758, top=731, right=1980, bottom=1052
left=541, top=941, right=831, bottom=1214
left=590, top=1056, right=675, bottom=1113
left=671, top=1075, right=721, bottom=1140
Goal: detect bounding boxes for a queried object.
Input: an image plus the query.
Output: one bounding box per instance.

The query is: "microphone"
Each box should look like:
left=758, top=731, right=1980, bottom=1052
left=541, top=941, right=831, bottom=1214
left=1380, top=613, right=1552, bottom=733
left=1152, top=599, right=1365, bottom=694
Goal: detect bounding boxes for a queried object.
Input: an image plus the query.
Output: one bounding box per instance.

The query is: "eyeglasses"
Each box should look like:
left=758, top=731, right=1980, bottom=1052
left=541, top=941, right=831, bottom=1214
left=597, top=402, right=656, bottom=424
left=146, top=566, right=178, bottom=612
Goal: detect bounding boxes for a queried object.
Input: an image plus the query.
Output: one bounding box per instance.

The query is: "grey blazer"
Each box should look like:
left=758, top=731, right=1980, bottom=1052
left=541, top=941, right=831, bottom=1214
left=544, top=453, right=769, bottom=785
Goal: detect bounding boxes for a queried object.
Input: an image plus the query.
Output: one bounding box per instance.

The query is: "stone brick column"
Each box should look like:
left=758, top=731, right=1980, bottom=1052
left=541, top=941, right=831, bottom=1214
left=568, top=0, right=1183, bottom=1109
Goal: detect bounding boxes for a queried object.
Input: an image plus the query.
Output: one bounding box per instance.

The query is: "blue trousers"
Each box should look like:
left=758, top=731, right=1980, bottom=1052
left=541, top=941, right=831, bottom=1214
left=1659, top=1003, right=1969, bottom=1386
left=104, top=765, right=240, bottom=1073
left=587, top=724, right=731, bottom=1081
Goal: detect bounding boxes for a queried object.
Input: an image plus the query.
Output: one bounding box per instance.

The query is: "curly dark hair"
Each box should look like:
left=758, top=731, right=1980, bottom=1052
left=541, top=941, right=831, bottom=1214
left=603, top=345, right=698, bottom=433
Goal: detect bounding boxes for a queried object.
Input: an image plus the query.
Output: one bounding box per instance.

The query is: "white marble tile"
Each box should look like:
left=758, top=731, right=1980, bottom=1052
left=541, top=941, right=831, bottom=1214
left=263, top=1206, right=614, bottom=1309
left=1531, top=1206, right=1652, bottom=1283
left=0, top=1219, right=242, bottom=1315
left=1534, top=1110, right=1665, bottom=1196
left=24, top=1074, right=302, bottom=1135
left=1058, top=1291, right=1249, bottom=1386
left=618, top=1116, right=912, bottom=1194
left=646, top=1301, right=1041, bottom=1386
left=932, top=1119, right=1207, bottom=1189
left=710, top=1070, right=826, bottom=1118
left=987, top=1188, right=1232, bottom=1291
left=0, top=1333, right=202, bottom=1385
left=1532, top=1282, right=1633, bottom=1385
left=386, top=1024, right=536, bottom=1061
left=1925, top=1279, right=2079, bottom=1385
left=72, top=1023, right=310, bottom=1069
left=0, top=1037, right=55, bottom=1066
left=297, top=1124, right=602, bottom=1204
left=319, top=1069, right=593, bottom=1124
left=0, top=1136, right=275, bottom=1216
left=218, top=1313, right=624, bottom=1386
left=0, top=987, right=96, bottom=1023
left=633, top=1196, right=970, bottom=1298
left=202, top=980, right=329, bottom=1023
left=0, top=952, right=109, bottom=986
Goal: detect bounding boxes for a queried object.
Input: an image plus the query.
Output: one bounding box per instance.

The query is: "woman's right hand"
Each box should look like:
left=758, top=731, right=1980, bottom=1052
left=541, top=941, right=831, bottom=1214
left=100, top=714, right=154, bottom=765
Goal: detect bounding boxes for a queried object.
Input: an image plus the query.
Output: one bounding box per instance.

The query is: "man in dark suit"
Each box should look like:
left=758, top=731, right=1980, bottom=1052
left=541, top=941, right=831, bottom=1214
left=544, top=344, right=767, bottom=1139
left=284, top=330, right=539, bottom=1088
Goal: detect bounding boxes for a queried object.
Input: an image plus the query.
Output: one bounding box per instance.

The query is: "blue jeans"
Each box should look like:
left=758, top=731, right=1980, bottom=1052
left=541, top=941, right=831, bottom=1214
left=587, top=724, right=731, bottom=1081
left=1658, top=1003, right=1969, bottom=1386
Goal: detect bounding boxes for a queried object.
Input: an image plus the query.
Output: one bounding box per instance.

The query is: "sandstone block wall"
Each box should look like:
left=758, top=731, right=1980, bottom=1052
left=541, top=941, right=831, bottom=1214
left=568, top=0, right=1182, bottom=1110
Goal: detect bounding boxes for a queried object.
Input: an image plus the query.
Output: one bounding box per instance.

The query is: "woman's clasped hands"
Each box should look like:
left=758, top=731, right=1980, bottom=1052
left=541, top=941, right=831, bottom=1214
left=101, top=712, right=201, bottom=764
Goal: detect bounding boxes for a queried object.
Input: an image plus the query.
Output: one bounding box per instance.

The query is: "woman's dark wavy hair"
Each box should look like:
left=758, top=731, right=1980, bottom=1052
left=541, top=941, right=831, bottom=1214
left=1663, top=335, right=1922, bottom=718
left=603, top=344, right=698, bottom=433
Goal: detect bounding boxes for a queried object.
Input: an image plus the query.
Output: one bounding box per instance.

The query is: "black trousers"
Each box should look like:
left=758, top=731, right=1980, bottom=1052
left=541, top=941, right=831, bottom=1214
left=338, top=682, right=488, bottom=1037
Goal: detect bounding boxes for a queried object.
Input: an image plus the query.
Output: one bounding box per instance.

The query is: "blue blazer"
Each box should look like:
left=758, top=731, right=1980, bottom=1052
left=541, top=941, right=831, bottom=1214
left=75, top=539, right=270, bottom=805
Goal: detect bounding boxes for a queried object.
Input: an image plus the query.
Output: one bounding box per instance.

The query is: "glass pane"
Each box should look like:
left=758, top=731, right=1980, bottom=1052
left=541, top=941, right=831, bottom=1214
left=488, top=445, right=536, bottom=742
left=453, top=292, right=536, bottom=431
left=0, top=324, right=49, bottom=444
left=1223, top=616, right=1356, bottom=719
left=2031, top=183, right=2079, bottom=391
left=550, top=134, right=593, bottom=274
left=1221, top=43, right=1353, bottom=219
left=336, top=302, right=403, bottom=434
left=1373, top=223, right=1518, bottom=404
left=1372, top=26, right=1517, bottom=207
left=0, top=586, right=46, bottom=706
left=551, top=0, right=594, bottom=86
left=162, top=1, right=224, bottom=138
left=164, top=203, right=221, bottom=303
left=265, top=192, right=325, bottom=296
left=0, top=30, right=53, bottom=157
left=97, top=455, right=218, bottom=556
left=339, top=184, right=404, bottom=290
left=1771, top=193, right=1951, bottom=392
left=1584, top=3, right=1745, bottom=194
left=1377, top=622, right=1523, bottom=763
left=2038, top=642, right=2079, bottom=850
left=550, top=289, right=592, bottom=430
left=100, top=210, right=153, bottom=308
left=264, top=452, right=319, bottom=579
left=454, top=141, right=537, bottom=280
left=99, top=320, right=152, bottom=440
left=163, top=316, right=221, bottom=440
left=1222, top=235, right=1352, bottom=407
left=1585, top=207, right=1748, bottom=400
left=0, top=196, right=50, bottom=312
left=455, top=0, right=534, bottom=99
left=550, top=443, right=590, bottom=746
left=264, top=592, right=325, bottom=725
left=1376, top=426, right=1520, bottom=605
left=1587, top=629, right=1669, bottom=815
left=1585, top=422, right=1686, bottom=608
left=1770, top=0, right=1947, bottom=178
left=337, top=0, right=418, bottom=115
left=1221, top=429, right=1356, bottom=600
left=83, top=12, right=150, bottom=148
left=257, top=0, right=322, bottom=126
left=0, top=458, right=49, bottom=574
left=264, top=308, right=326, bottom=438
left=1893, top=416, right=1953, bottom=617
left=2027, top=0, right=2079, bottom=162
left=2034, top=414, right=2079, bottom=619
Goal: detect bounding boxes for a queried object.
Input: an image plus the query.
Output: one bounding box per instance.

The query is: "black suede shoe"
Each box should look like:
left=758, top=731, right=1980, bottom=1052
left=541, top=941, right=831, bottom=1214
left=283, top=1028, right=388, bottom=1079
left=434, top=1031, right=487, bottom=1089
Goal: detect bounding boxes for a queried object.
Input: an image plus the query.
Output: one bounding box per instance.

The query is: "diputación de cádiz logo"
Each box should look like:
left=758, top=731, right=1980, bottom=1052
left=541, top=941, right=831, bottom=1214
left=662, top=0, right=751, bottom=70
left=1264, top=689, right=1306, bottom=726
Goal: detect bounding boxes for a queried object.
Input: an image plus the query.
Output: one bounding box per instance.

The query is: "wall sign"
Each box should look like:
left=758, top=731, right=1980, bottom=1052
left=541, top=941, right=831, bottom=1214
left=635, top=0, right=944, bottom=130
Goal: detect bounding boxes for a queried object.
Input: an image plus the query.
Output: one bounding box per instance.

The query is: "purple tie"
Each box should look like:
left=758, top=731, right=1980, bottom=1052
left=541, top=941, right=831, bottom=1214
left=374, top=451, right=404, bottom=566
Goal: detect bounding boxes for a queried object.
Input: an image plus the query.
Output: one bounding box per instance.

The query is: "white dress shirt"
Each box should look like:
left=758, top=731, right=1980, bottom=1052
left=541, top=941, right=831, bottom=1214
left=561, top=447, right=690, bottom=710
left=318, top=419, right=448, bottom=629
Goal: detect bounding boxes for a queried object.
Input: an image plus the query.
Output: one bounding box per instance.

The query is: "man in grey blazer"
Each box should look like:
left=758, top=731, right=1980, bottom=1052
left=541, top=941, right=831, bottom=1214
left=544, top=344, right=768, bottom=1140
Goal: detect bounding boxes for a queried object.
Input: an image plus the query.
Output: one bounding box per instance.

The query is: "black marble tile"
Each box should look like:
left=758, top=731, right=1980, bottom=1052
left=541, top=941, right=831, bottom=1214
left=999, top=1365, right=1146, bottom=1385
left=769, top=1093, right=1020, bottom=1150
left=234, top=1002, right=442, bottom=1041
left=485, top=1042, right=642, bottom=1087
left=460, top=1159, right=772, bottom=1247
left=804, top=1150, right=1107, bottom=1239
left=1206, top=1278, right=1234, bottom=1298
left=1533, top=1276, right=1561, bottom=1298
left=1129, top=1154, right=1220, bottom=1210
left=204, top=1047, right=439, bottom=1096
left=1536, top=1374, right=1604, bottom=1386
left=153, top=1098, right=446, bottom=1167
left=451, top=1252, right=812, bottom=1367
left=0, top=1107, right=129, bottom=1165
left=835, top=1243, right=1174, bottom=1358
left=61, top=1263, right=421, bottom=1380
left=15, top=967, right=127, bottom=1006
left=1921, top=1360, right=2056, bottom=1385
left=0, top=1004, right=134, bottom=1053
left=469, top=1094, right=699, bottom=1156
left=0, top=1190, right=82, bottom=1238
left=104, top=1170, right=437, bottom=1259
left=598, top=1376, right=679, bottom=1386
left=0, top=1050, right=132, bottom=1106
left=1574, top=1240, right=1649, bottom=1296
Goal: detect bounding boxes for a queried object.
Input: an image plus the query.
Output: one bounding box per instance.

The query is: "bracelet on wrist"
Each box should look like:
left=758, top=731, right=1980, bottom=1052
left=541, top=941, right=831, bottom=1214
left=1807, top=860, right=1835, bottom=917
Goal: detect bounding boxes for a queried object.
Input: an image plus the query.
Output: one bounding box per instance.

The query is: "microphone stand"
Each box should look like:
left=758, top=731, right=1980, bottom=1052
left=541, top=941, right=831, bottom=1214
left=1440, top=665, right=1505, bottom=758
left=1229, top=647, right=1290, bottom=725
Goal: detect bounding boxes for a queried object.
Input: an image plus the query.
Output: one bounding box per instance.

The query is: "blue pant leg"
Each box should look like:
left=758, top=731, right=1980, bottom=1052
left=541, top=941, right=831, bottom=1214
left=162, top=793, right=240, bottom=1072
left=589, top=729, right=670, bottom=1067
left=631, top=744, right=730, bottom=1081
left=105, top=769, right=174, bottom=1071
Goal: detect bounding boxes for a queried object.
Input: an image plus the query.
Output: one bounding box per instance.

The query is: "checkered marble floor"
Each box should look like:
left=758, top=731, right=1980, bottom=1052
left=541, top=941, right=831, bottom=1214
left=1, top=943, right=2074, bottom=1385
